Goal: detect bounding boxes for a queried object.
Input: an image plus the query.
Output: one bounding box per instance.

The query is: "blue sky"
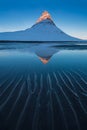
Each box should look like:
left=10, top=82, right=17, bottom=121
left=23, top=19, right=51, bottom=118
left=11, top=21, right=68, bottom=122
left=0, top=0, right=87, bottom=39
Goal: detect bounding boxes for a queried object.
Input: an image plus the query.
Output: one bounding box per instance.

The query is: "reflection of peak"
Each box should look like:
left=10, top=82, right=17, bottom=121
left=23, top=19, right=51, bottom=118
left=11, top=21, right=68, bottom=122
left=36, top=11, right=52, bottom=23
left=38, top=56, right=51, bottom=64
left=35, top=46, right=58, bottom=64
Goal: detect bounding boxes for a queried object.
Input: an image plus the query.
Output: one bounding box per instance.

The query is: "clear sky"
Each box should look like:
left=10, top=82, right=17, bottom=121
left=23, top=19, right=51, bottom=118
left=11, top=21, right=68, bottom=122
left=0, top=0, right=87, bottom=39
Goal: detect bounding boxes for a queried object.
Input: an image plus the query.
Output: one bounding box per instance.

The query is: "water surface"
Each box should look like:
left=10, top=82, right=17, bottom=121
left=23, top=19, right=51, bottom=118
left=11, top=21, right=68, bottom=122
left=0, top=42, right=87, bottom=130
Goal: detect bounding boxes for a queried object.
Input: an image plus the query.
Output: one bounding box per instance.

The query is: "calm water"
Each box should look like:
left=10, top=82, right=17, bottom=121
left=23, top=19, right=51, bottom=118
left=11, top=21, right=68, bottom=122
left=0, top=42, right=87, bottom=130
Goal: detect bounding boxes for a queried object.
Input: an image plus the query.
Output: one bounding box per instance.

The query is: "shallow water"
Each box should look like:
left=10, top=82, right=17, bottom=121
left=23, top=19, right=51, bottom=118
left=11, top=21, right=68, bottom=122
left=0, top=42, right=87, bottom=130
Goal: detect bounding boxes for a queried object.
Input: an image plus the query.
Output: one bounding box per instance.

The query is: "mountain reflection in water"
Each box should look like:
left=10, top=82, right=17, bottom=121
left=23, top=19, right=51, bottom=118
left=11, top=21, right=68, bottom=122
left=0, top=42, right=87, bottom=130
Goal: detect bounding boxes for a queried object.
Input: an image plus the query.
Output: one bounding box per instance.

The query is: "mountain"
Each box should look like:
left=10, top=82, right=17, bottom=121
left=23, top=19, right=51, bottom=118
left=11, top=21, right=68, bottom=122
left=0, top=11, right=80, bottom=41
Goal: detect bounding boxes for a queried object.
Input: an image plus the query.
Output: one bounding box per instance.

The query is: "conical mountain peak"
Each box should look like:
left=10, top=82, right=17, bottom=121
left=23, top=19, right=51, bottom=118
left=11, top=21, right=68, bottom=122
left=0, top=11, right=80, bottom=41
left=36, top=11, right=52, bottom=23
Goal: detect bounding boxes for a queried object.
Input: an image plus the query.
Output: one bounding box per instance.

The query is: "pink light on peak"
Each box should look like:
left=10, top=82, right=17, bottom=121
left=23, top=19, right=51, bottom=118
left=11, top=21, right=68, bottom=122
left=36, top=11, right=52, bottom=23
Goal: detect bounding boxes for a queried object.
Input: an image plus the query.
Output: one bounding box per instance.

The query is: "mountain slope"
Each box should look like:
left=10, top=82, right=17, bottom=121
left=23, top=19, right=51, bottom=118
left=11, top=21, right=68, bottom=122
left=0, top=11, right=80, bottom=41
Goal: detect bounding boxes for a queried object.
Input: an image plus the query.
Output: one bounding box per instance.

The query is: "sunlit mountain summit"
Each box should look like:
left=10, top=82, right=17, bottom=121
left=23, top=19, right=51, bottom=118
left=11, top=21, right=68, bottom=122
left=0, top=11, right=80, bottom=41
left=36, top=11, right=52, bottom=23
